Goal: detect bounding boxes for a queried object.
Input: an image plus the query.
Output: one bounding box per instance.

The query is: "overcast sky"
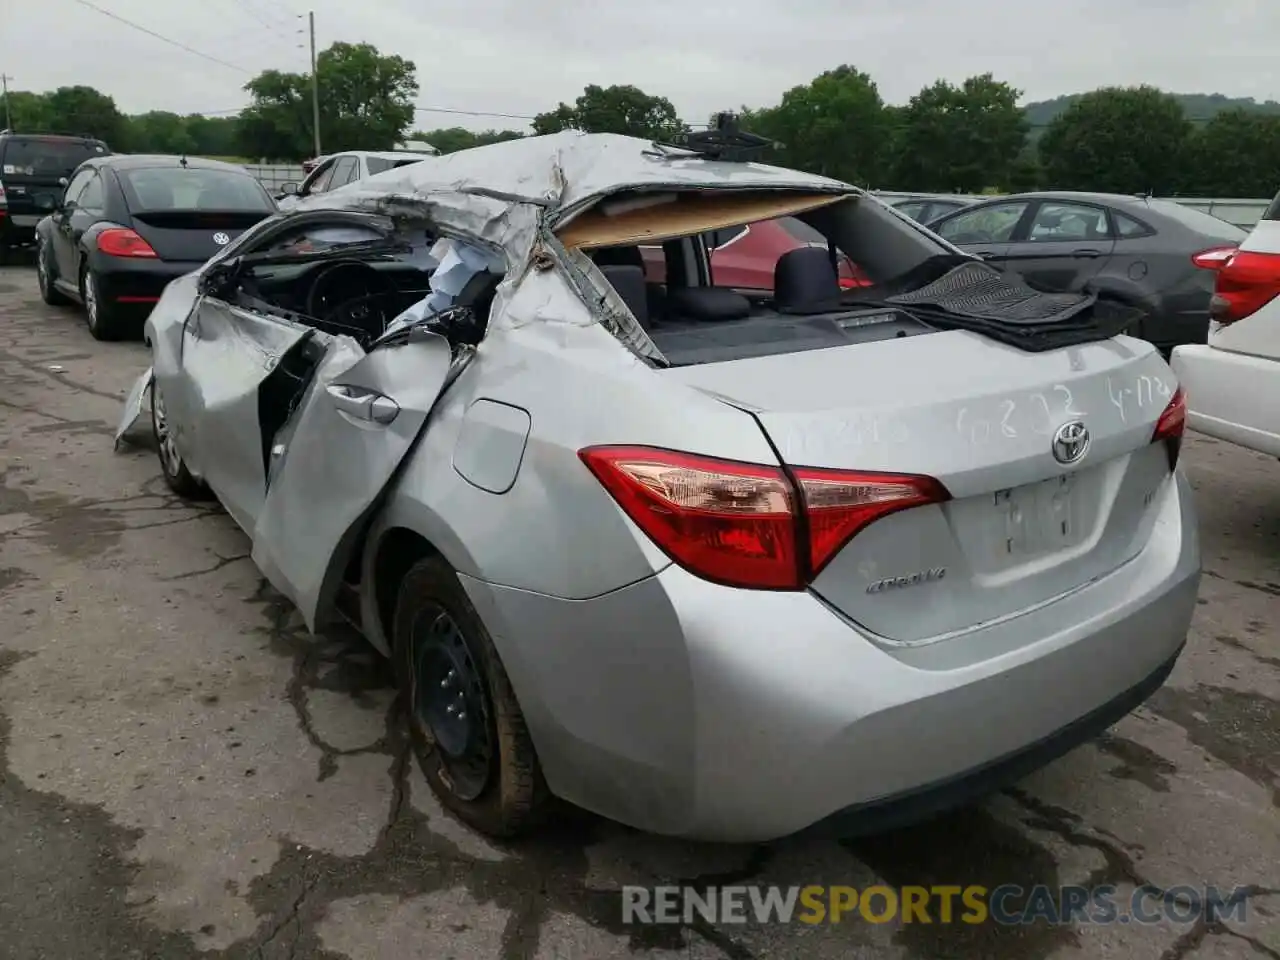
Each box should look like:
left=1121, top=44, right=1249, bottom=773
left=4, top=0, right=1279, bottom=132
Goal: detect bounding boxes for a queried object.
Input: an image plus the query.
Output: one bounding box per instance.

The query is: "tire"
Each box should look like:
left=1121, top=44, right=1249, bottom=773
left=393, top=555, right=548, bottom=838
left=36, top=237, right=71, bottom=306
left=81, top=263, right=125, bottom=341
left=150, top=379, right=211, bottom=499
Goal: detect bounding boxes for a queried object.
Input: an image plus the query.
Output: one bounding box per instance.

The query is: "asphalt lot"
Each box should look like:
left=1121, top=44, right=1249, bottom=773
left=0, top=260, right=1277, bottom=960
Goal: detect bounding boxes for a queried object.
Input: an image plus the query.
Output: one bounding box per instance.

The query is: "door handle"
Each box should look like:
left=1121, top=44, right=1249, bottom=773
left=326, top=384, right=400, bottom=424
left=1072, top=249, right=1102, bottom=258
left=974, top=251, right=994, bottom=259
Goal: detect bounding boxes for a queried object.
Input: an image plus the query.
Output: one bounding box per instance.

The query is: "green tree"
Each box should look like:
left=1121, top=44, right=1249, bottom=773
left=417, top=126, right=525, bottom=154
left=743, top=66, right=889, bottom=185
left=1039, top=86, right=1192, bottom=194
left=240, top=42, right=418, bottom=159
left=5, top=90, right=54, bottom=131
left=126, top=111, right=196, bottom=154
left=1183, top=109, right=1280, bottom=196
left=184, top=115, right=242, bottom=157
left=38, top=86, right=127, bottom=145
left=532, top=84, right=684, bottom=139
left=891, top=74, right=1028, bottom=192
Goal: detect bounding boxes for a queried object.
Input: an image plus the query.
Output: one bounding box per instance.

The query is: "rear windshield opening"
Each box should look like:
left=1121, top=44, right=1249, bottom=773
left=561, top=191, right=965, bottom=365
left=122, top=167, right=274, bottom=213
left=1, top=138, right=108, bottom=177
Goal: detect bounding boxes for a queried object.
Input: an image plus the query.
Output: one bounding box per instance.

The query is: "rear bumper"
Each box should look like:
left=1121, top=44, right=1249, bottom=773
left=461, top=470, right=1200, bottom=841
left=1171, top=343, right=1280, bottom=457
left=90, top=256, right=202, bottom=304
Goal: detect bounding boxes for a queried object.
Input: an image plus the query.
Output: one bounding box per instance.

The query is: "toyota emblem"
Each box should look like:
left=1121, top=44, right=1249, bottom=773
left=212, top=232, right=230, bottom=246
left=1051, top=421, right=1091, bottom=465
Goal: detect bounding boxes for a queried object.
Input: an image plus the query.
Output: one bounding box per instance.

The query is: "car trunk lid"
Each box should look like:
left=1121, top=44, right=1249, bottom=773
left=130, top=210, right=271, bottom=262
left=664, top=329, right=1179, bottom=643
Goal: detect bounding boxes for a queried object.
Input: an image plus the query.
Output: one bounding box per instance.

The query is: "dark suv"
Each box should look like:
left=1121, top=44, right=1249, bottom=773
left=0, top=133, right=111, bottom=261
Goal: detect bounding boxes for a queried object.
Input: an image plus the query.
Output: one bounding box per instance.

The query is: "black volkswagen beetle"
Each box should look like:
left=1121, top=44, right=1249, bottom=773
left=35, top=154, right=277, bottom=340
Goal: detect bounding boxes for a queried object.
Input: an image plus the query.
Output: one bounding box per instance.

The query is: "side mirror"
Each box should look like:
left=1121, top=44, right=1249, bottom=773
left=279, top=182, right=299, bottom=196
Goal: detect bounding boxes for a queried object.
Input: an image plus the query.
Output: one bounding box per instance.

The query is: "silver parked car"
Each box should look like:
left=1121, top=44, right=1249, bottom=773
left=115, top=129, right=1200, bottom=843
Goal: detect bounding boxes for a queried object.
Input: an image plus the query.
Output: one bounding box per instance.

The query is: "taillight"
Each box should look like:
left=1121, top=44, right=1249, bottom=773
left=578, top=445, right=949, bottom=590
left=96, top=227, right=158, bottom=258
left=794, top=468, right=950, bottom=576
left=1191, top=245, right=1236, bottom=271
left=1152, top=387, right=1186, bottom=471
left=0, top=180, right=7, bottom=214
left=838, top=256, right=873, bottom=289
left=1208, top=250, right=1280, bottom=325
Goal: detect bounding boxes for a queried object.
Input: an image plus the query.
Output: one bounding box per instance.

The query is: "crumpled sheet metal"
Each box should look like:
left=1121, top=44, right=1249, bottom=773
left=301, top=131, right=851, bottom=217
left=294, top=132, right=855, bottom=351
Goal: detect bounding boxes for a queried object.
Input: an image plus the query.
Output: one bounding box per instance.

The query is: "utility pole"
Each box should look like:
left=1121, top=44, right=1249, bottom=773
left=1, top=74, right=12, bottom=132
left=308, top=12, right=321, bottom=157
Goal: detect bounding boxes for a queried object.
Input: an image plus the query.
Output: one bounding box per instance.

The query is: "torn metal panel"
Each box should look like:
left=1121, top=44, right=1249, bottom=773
left=250, top=332, right=455, bottom=632
left=177, top=299, right=312, bottom=531
left=113, top=367, right=153, bottom=450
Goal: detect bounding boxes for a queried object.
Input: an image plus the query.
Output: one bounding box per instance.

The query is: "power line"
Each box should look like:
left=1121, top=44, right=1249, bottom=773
left=413, top=104, right=536, bottom=122
left=69, top=0, right=248, bottom=73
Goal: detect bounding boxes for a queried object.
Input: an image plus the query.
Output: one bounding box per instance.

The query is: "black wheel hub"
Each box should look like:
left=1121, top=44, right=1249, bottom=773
left=410, top=608, right=493, bottom=800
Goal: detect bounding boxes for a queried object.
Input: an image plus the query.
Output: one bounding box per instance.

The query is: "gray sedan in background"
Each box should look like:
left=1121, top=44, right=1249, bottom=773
left=928, top=191, right=1247, bottom=352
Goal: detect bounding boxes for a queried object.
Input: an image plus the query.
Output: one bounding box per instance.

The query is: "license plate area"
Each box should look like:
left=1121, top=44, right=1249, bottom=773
left=949, top=467, right=1103, bottom=575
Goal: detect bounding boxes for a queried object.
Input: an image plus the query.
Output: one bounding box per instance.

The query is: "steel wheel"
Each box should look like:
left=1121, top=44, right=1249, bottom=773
left=407, top=605, right=495, bottom=801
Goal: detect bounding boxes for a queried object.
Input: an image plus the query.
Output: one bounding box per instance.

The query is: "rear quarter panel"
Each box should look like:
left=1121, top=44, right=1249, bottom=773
left=374, top=268, right=780, bottom=603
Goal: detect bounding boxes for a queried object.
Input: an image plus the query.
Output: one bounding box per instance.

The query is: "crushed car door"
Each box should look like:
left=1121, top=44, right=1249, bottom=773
left=174, top=294, right=326, bottom=533
left=249, top=329, right=456, bottom=632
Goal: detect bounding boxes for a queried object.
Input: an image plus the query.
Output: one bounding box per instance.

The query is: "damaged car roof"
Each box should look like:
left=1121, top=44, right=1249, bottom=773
left=293, top=130, right=857, bottom=224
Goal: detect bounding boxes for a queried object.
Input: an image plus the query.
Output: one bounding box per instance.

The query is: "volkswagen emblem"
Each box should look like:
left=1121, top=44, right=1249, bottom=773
left=1051, top=420, right=1090, bottom=465
left=212, top=232, right=230, bottom=246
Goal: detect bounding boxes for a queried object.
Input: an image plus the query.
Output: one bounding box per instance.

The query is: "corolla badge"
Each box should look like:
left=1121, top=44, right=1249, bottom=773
left=212, top=232, right=230, bottom=246
left=866, top=567, right=947, bottom=594
left=1051, top=420, right=1090, bottom=465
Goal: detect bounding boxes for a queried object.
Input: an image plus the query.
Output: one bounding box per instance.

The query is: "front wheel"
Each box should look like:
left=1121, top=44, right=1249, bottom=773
left=393, top=555, right=548, bottom=838
left=37, top=238, right=71, bottom=305
left=151, top=380, right=210, bottom=499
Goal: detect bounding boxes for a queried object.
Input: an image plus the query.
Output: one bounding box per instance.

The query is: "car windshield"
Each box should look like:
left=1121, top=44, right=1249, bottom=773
left=122, top=167, right=273, bottom=212
left=0, top=138, right=107, bottom=177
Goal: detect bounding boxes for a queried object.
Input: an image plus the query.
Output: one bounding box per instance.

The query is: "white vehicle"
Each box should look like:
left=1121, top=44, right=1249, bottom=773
left=1171, top=194, right=1280, bottom=458
left=275, top=150, right=435, bottom=211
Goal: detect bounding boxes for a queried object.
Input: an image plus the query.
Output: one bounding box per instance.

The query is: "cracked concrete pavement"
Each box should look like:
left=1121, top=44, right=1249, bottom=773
left=0, top=262, right=1277, bottom=960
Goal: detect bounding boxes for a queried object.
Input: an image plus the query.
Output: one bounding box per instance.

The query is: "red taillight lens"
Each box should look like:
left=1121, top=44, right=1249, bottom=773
left=578, top=445, right=949, bottom=590
left=96, top=227, right=158, bottom=258
left=794, top=468, right=951, bottom=577
left=1152, top=387, right=1186, bottom=470
left=1208, top=250, right=1280, bottom=325
left=1191, top=245, right=1237, bottom=271
left=838, top=256, right=873, bottom=289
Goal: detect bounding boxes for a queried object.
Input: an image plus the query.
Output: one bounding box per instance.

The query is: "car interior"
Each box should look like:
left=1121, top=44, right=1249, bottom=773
left=218, top=191, right=972, bottom=365
left=564, top=191, right=969, bottom=365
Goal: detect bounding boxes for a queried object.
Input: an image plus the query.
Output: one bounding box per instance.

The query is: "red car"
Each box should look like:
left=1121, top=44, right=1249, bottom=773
left=638, top=215, right=870, bottom=291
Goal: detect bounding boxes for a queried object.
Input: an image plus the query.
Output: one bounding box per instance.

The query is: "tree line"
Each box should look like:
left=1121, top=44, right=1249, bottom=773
left=5, top=43, right=1280, bottom=198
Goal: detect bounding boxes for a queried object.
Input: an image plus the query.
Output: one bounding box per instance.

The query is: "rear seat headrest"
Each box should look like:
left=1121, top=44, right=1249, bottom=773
left=665, top=287, right=751, bottom=323
left=774, top=246, right=843, bottom=315
left=599, top=264, right=651, bottom=331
